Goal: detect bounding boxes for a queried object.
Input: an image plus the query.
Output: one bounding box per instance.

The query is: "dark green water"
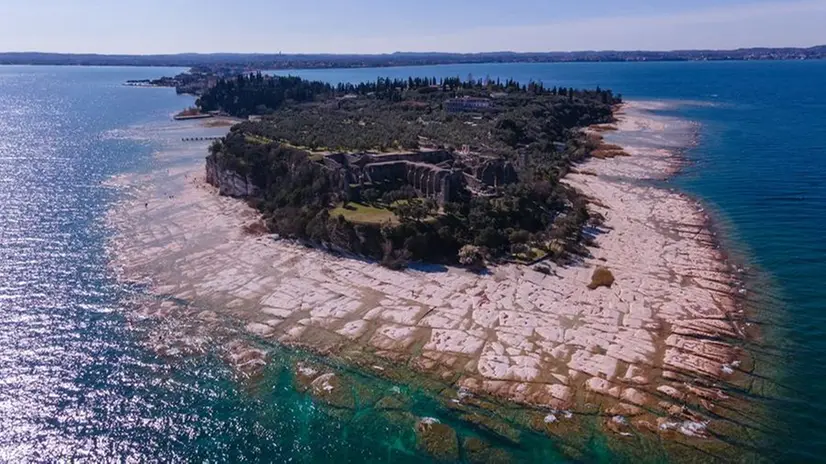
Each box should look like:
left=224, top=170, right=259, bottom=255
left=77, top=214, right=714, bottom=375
left=1, top=62, right=823, bottom=462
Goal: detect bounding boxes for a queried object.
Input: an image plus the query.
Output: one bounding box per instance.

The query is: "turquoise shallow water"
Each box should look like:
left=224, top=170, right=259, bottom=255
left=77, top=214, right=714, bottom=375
left=277, top=62, right=826, bottom=461
left=0, top=62, right=824, bottom=462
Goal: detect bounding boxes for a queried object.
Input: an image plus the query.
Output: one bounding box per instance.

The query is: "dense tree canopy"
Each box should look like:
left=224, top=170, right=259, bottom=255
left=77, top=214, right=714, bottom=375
left=197, top=73, right=332, bottom=117
left=205, top=74, right=618, bottom=268
left=196, top=73, right=619, bottom=119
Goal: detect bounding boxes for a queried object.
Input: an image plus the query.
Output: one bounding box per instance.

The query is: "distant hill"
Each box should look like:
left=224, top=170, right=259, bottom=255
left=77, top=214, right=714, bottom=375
left=1, top=46, right=825, bottom=69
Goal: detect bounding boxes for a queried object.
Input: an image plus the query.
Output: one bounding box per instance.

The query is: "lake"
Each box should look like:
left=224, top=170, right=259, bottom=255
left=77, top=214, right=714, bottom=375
left=1, top=61, right=825, bottom=462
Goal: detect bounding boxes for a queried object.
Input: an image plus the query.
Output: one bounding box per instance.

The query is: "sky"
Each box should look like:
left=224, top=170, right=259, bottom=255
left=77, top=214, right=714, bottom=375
left=1, top=0, right=825, bottom=54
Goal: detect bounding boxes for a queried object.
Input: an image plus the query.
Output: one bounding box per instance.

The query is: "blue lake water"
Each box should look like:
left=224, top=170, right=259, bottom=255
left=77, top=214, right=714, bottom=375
left=1, top=62, right=825, bottom=462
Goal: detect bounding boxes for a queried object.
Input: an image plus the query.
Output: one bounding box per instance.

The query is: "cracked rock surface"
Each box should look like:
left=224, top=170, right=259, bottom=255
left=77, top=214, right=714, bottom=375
left=107, top=102, right=745, bottom=438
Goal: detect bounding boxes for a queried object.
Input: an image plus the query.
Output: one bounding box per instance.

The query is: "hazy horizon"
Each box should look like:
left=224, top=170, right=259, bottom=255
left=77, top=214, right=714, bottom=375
left=3, top=44, right=826, bottom=57
left=1, top=0, right=825, bottom=55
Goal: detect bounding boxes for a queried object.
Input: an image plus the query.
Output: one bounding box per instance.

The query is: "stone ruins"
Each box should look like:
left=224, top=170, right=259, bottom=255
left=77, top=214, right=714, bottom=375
left=323, top=149, right=518, bottom=204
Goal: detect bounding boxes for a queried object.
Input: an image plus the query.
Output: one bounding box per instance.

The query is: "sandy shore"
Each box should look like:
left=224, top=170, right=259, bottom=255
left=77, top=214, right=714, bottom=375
left=106, top=102, right=746, bottom=440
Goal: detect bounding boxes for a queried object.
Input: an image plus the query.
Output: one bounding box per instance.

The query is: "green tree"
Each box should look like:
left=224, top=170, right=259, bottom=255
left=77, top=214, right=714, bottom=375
left=361, top=188, right=381, bottom=204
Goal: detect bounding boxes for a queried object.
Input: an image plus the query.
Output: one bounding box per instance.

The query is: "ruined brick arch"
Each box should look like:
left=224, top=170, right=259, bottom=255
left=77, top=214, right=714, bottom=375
left=387, top=163, right=445, bottom=197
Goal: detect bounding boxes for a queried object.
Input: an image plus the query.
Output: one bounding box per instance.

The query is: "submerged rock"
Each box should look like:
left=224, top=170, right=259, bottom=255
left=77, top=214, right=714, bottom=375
left=310, top=373, right=356, bottom=409
left=375, top=395, right=407, bottom=411
left=460, top=413, right=521, bottom=445
left=223, top=340, right=268, bottom=377
left=678, top=420, right=710, bottom=438
left=462, top=437, right=512, bottom=464
left=656, top=417, right=710, bottom=438
left=293, top=363, right=356, bottom=410
left=607, top=403, right=643, bottom=416
left=606, top=415, right=633, bottom=436
left=416, top=419, right=459, bottom=461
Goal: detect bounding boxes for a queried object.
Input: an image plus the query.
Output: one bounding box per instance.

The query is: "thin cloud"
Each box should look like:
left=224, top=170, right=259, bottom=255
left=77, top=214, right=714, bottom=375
left=299, top=0, right=826, bottom=53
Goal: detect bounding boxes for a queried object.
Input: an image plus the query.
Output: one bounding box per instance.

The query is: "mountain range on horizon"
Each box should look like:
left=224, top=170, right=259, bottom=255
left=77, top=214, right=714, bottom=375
left=2, top=45, right=825, bottom=69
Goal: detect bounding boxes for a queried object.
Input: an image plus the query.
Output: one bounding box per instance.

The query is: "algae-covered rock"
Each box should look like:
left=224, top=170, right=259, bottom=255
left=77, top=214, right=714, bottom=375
left=527, top=409, right=579, bottom=440
left=309, top=373, right=356, bottom=409
left=351, top=380, right=384, bottom=408
left=606, top=414, right=633, bottom=436
left=462, top=437, right=512, bottom=464
left=375, top=394, right=408, bottom=411
left=607, top=403, right=643, bottom=417
left=293, top=361, right=322, bottom=391
left=416, top=418, right=459, bottom=461
left=223, top=340, right=268, bottom=377
left=293, top=362, right=356, bottom=410
left=460, top=413, right=521, bottom=445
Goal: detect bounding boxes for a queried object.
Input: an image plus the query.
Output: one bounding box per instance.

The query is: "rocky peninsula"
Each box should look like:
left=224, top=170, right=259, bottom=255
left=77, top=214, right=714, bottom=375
left=106, top=98, right=752, bottom=461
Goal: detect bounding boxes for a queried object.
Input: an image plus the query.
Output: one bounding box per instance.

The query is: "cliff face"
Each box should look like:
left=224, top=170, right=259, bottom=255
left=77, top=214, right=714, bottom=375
left=205, top=155, right=260, bottom=197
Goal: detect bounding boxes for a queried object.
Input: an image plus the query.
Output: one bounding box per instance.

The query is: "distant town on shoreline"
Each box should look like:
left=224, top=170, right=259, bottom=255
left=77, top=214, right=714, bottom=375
left=2, top=45, right=826, bottom=69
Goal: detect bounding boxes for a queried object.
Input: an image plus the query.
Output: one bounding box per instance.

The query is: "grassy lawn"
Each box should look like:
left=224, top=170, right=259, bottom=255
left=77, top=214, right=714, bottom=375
left=244, top=134, right=273, bottom=144
left=242, top=134, right=328, bottom=161
left=330, top=202, right=398, bottom=225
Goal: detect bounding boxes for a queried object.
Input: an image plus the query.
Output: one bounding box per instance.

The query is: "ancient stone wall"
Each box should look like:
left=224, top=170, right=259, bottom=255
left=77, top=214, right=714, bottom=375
left=322, top=149, right=514, bottom=205
left=363, top=161, right=409, bottom=186
left=475, top=159, right=518, bottom=188
left=362, top=161, right=459, bottom=204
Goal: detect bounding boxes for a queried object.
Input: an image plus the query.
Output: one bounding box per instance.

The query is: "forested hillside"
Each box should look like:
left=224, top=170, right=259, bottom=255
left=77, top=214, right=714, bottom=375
left=205, top=74, right=619, bottom=269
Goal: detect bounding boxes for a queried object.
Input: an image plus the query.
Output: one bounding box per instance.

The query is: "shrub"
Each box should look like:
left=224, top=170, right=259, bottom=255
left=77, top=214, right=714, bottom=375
left=510, top=243, right=530, bottom=255
left=361, top=188, right=381, bottom=204
left=458, top=245, right=486, bottom=272
left=587, top=267, right=615, bottom=290
left=508, top=229, right=531, bottom=244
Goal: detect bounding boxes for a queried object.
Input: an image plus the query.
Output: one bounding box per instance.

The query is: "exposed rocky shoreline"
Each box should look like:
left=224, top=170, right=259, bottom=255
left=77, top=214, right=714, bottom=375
left=106, top=102, right=751, bottom=456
